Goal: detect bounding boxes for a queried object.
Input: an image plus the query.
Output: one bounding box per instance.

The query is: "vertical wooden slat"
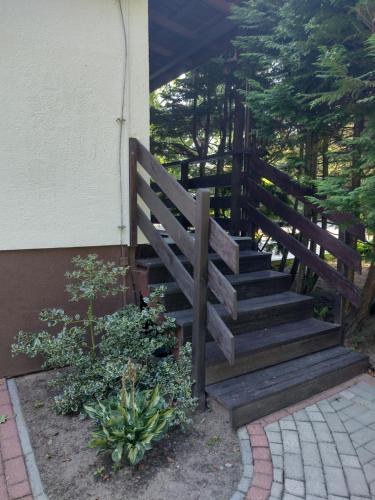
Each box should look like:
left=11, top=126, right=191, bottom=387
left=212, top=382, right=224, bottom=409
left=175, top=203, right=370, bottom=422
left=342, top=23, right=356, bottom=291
left=192, top=189, right=211, bottom=409
left=231, top=91, right=245, bottom=236
left=129, top=138, right=138, bottom=247
left=337, top=229, right=352, bottom=343
left=180, top=160, right=189, bottom=189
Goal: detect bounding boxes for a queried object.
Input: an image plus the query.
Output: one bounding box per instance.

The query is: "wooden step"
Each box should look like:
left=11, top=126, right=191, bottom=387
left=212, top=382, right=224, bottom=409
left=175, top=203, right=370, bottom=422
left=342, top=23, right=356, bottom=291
left=136, top=236, right=254, bottom=259
left=171, top=291, right=314, bottom=338
left=206, top=346, right=369, bottom=428
left=206, top=318, right=341, bottom=384
left=137, top=249, right=271, bottom=284
left=151, top=270, right=293, bottom=312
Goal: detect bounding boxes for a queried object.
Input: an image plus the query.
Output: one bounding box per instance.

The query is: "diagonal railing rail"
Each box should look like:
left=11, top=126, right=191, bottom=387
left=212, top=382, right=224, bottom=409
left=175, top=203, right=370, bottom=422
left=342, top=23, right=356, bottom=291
left=129, top=138, right=239, bottom=407
left=242, top=152, right=365, bottom=309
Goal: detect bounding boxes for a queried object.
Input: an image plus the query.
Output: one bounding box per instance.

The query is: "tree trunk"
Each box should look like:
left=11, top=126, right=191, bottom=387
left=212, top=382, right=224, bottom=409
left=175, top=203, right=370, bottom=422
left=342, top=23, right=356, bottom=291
left=345, top=261, right=375, bottom=336
left=296, top=131, right=319, bottom=293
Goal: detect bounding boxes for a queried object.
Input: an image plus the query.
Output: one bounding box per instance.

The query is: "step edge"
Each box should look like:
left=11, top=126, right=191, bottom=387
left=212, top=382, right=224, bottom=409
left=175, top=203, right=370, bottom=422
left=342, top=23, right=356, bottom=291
left=169, top=291, right=315, bottom=324
left=205, top=321, right=341, bottom=367
left=211, top=351, right=368, bottom=410
left=149, top=270, right=292, bottom=293
left=136, top=250, right=271, bottom=268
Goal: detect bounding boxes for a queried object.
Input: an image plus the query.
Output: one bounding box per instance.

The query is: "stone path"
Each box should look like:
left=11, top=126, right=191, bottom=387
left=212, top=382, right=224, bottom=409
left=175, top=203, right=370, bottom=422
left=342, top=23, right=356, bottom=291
left=0, top=379, right=32, bottom=500
left=3, top=372, right=375, bottom=500
left=232, top=374, right=375, bottom=500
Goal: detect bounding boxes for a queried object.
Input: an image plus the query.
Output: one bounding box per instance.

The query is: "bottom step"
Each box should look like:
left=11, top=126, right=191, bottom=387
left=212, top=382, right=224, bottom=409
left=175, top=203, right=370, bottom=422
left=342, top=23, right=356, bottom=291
left=206, top=347, right=369, bottom=429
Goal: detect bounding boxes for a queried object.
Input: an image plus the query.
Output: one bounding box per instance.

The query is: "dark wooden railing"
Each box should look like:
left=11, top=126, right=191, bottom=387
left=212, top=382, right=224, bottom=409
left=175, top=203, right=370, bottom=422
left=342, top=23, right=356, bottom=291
left=154, top=148, right=365, bottom=310
left=241, top=152, right=365, bottom=309
left=129, top=138, right=239, bottom=407
left=154, top=151, right=239, bottom=232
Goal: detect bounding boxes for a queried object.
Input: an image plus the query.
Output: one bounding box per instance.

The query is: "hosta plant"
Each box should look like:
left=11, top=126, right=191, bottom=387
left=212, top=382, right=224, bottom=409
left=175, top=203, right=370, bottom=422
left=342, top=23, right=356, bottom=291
left=85, top=362, right=175, bottom=466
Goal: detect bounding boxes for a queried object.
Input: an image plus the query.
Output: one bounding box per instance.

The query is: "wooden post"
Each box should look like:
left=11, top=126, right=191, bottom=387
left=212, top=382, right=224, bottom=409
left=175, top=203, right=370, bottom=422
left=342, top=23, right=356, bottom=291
left=180, top=160, right=189, bottom=189
left=128, top=138, right=139, bottom=304
left=192, top=189, right=210, bottom=409
left=336, top=229, right=352, bottom=342
left=231, top=91, right=245, bottom=236
left=129, top=138, right=139, bottom=248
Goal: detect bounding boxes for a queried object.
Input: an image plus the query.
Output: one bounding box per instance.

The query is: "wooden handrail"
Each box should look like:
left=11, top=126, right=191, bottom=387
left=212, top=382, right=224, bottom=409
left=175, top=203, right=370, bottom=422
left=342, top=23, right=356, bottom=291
left=136, top=139, right=239, bottom=273
left=164, top=151, right=232, bottom=168
left=130, top=138, right=239, bottom=406
left=246, top=152, right=366, bottom=241
left=137, top=173, right=238, bottom=319
left=246, top=178, right=362, bottom=273
left=243, top=200, right=361, bottom=307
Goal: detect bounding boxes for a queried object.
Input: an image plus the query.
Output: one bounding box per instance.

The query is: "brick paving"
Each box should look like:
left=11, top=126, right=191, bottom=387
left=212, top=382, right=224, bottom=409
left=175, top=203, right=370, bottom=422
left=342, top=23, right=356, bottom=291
left=2, top=372, right=375, bottom=500
left=0, top=379, right=32, bottom=500
left=232, top=374, right=375, bottom=500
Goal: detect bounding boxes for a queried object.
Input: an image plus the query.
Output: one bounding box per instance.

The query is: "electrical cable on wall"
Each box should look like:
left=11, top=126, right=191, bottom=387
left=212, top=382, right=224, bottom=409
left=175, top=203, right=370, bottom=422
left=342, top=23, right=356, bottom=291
left=118, top=0, right=128, bottom=261
left=118, top=0, right=130, bottom=305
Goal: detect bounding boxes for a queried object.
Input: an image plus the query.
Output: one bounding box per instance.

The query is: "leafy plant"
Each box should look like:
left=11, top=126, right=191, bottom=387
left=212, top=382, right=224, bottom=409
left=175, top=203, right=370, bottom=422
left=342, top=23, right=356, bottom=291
left=12, top=255, right=195, bottom=426
left=314, top=305, right=330, bottom=321
left=0, top=415, right=7, bottom=424
left=85, top=362, right=175, bottom=466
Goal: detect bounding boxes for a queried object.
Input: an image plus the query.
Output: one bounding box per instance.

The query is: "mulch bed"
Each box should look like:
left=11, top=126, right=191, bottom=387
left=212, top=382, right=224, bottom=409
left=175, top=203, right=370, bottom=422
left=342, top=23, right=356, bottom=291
left=16, top=371, right=241, bottom=500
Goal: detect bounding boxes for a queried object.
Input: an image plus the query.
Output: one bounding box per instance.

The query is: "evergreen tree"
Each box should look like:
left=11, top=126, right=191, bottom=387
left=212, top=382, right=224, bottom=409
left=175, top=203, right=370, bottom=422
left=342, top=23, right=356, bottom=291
left=232, top=0, right=375, bottom=328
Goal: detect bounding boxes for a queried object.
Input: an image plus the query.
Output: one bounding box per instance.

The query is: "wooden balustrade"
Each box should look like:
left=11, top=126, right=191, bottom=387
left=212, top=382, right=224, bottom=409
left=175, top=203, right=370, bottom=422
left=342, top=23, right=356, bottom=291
left=129, top=138, right=238, bottom=406
left=130, top=137, right=365, bottom=402
left=153, top=146, right=365, bottom=309
left=244, top=151, right=366, bottom=242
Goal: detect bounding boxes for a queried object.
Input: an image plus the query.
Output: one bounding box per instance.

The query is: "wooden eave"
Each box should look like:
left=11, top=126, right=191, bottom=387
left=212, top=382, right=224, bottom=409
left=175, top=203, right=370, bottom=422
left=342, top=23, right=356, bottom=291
left=149, top=0, right=239, bottom=91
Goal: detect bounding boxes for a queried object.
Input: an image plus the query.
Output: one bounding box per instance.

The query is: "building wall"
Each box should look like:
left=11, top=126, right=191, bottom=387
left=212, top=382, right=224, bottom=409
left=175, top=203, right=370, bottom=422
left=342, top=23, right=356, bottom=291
left=0, top=0, right=150, bottom=376
left=0, top=0, right=149, bottom=251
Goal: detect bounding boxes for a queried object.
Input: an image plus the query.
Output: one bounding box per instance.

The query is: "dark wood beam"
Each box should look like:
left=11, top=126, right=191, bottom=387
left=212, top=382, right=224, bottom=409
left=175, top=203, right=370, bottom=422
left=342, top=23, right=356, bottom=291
left=205, top=0, right=233, bottom=13
left=151, top=43, right=174, bottom=57
left=150, top=9, right=197, bottom=40
left=150, top=18, right=236, bottom=90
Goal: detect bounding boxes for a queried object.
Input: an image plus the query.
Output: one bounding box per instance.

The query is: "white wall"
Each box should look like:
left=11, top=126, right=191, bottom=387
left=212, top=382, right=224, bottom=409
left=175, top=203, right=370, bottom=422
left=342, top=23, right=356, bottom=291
left=0, top=0, right=149, bottom=250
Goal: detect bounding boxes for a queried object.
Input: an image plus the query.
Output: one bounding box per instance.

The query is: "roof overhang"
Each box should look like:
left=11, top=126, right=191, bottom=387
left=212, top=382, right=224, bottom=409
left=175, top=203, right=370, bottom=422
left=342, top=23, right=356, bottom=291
left=149, top=0, right=239, bottom=91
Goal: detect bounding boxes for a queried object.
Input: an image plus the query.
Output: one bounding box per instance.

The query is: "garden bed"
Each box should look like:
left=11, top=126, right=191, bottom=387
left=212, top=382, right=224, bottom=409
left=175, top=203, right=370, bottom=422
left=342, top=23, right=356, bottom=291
left=16, top=371, right=241, bottom=500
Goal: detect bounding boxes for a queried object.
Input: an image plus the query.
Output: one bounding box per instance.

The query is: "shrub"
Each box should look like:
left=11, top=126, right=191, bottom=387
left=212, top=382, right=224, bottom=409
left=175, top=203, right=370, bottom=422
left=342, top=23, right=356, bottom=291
left=12, top=255, right=195, bottom=425
left=85, top=361, right=175, bottom=466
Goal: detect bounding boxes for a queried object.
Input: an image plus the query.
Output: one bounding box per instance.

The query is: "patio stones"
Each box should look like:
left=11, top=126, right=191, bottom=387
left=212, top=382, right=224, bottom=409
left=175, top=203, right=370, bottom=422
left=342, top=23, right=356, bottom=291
left=236, top=374, right=375, bottom=500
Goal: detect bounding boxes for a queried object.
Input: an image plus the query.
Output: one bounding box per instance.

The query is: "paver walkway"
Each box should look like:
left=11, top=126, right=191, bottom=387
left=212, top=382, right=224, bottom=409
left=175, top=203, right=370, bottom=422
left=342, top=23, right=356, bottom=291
left=234, top=374, right=375, bottom=500
left=3, top=373, right=375, bottom=500
left=0, top=379, right=32, bottom=500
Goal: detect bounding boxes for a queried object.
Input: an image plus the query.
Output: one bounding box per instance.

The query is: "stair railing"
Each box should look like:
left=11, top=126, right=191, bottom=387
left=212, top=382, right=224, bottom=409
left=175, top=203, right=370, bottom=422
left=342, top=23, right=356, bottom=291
left=149, top=146, right=365, bottom=312
left=129, top=138, right=240, bottom=406
left=154, top=151, right=239, bottom=232
left=242, top=151, right=366, bottom=310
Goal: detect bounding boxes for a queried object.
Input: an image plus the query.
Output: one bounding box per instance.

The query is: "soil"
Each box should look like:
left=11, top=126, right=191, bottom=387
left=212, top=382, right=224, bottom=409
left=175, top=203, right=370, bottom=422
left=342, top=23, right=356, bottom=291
left=16, top=371, right=241, bottom=500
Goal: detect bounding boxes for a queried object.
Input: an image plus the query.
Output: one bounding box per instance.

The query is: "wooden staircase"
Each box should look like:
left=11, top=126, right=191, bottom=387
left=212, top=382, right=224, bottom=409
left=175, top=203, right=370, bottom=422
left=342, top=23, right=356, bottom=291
left=136, top=236, right=368, bottom=428
left=130, top=138, right=368, bottom=429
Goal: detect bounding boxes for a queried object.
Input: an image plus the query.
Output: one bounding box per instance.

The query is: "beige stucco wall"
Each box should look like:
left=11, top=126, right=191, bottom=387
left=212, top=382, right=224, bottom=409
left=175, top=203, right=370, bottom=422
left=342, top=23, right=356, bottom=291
left=0, top=0, right=149, bottom=251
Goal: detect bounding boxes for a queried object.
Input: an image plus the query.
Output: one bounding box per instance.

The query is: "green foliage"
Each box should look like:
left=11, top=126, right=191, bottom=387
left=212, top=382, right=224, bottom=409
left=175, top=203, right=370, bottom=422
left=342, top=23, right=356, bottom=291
left=314, top=305, right=330, bottom=321
left=85, top=362, right=175, bottom=467
left=0, top=415, right=7, bottom=424
left=66, top=254, right=127, bottom=303
left=12, top=256, right=196, bottom=425
left=151, top=58, right=236, bottom=161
